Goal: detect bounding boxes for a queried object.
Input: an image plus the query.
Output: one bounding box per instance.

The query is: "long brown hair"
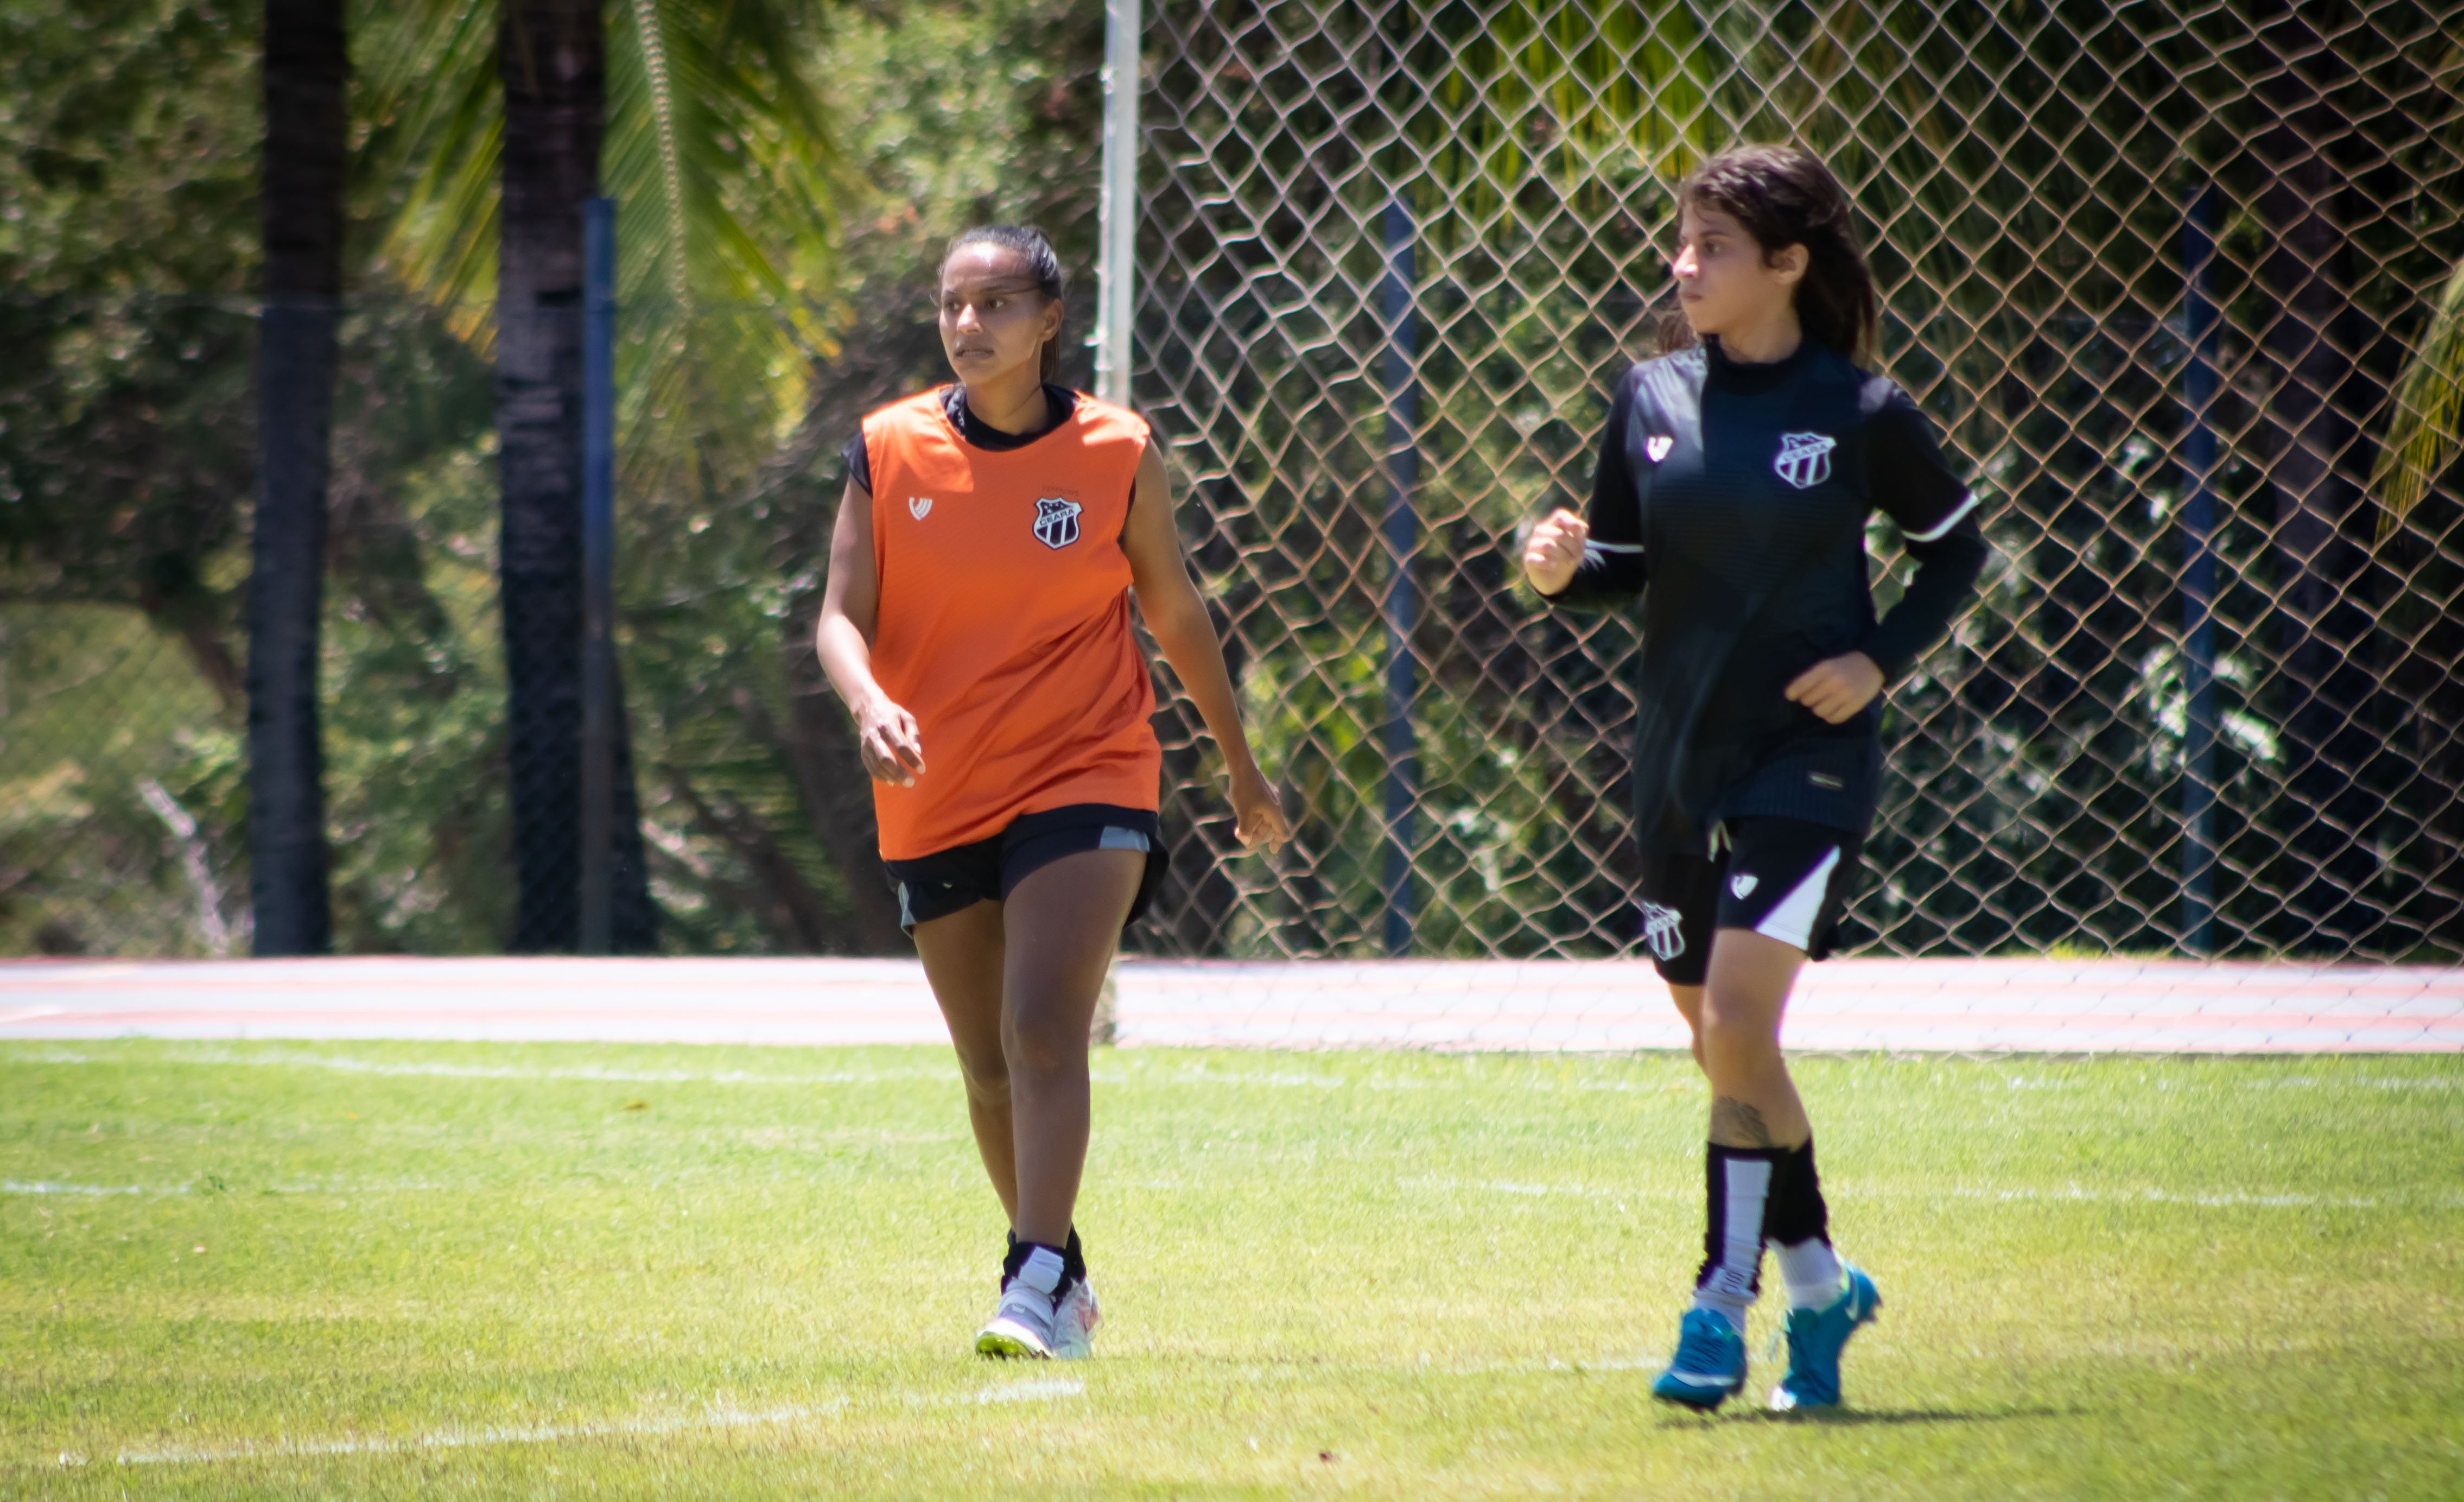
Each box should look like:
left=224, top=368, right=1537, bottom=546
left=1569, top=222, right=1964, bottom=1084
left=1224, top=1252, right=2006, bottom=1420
left=1659, top=144, right=1879, bottom=364
left=943, top=224, right=1067, bottom=382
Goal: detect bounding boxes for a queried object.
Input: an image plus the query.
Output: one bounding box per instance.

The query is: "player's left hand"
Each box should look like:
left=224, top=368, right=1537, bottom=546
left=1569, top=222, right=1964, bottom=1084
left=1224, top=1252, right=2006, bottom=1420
left=1229, top=762, right=1293, bottom=855
left=1785, top=651, right=1885, bottom=724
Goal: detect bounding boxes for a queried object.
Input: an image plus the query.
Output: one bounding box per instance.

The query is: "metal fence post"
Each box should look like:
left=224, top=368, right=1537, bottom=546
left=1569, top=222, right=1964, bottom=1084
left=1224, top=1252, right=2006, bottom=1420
left=1094, top=0, right=1140, bottom=408
left=2180, top=185, right=2221, bottom=957
left=1379, top=194, right=1420, bottom=956
left=579, top=197, right=617, bottom=956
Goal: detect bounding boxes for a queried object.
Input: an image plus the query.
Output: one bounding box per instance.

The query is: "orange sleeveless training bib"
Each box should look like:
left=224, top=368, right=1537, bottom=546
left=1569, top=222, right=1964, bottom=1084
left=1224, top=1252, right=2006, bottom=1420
left=863, top=388, right=1161, bottom=859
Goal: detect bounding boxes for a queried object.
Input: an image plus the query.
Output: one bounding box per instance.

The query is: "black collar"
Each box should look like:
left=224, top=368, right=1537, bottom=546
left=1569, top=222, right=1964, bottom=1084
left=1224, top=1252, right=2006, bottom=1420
left=942, top=383, right=1077, bottom=451
left=1704, top=335, right=1818, bottom=395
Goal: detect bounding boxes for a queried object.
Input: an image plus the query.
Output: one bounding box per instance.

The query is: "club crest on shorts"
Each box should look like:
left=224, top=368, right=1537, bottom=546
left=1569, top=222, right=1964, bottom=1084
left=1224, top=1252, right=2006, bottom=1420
left=1773, top=431, right=1836, bottom=489
left=1639, top=899, right=1686, bottom=961
left=1730, top=874, right=1758, bottom=899
left=907, top=496, right=932, bottom=520
left=1032, top=496, right=1082, bottom=549
left=1646, top=434, right=1674, bottom=464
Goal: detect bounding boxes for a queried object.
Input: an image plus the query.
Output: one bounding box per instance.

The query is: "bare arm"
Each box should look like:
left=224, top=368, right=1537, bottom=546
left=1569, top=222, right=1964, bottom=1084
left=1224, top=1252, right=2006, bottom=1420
left=1120, top=442, right=1292, bottom=853
left=814, top=474, right=927, bottom=785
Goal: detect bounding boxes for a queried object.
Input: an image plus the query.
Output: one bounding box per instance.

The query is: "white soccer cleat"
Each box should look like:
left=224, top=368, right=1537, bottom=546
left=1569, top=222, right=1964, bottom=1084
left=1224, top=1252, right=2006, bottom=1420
left=1049, top=1275, right=1101, bottom=1360
left=975, top=1282, right=1058, bottom=1359
left=976, top=1243, right=1071, bottom=1359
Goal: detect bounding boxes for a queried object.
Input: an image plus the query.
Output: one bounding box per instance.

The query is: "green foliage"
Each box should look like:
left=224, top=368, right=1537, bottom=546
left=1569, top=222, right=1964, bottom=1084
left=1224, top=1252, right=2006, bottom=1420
left=2372, top=254, right=2464, bottom=535
left=0, top=0, right=259, bottom=618
left=4, top=1042, right=2461, bottom=1494
left=359, top=0, right=838, bottom=493
left=0, top=0, right=1121, bottom=955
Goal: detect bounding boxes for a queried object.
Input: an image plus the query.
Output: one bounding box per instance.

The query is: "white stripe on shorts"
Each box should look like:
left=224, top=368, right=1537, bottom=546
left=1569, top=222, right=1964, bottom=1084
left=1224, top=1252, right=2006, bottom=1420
left=1754, top=846, right=1841, bottom=952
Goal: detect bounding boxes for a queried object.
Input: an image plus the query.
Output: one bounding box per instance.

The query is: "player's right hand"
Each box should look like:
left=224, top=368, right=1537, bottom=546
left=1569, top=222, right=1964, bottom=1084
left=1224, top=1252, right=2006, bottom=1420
left=856, top=695, right=926, bottom=786
left=1522, top=508, right=1589, bottom=595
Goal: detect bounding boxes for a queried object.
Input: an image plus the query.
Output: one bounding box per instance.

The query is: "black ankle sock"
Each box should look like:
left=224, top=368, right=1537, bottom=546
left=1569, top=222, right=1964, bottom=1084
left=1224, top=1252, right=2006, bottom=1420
left=1007, top=1226, right=1087, bottom=1282
left=1764, top=1139, right=1830, bottom=1249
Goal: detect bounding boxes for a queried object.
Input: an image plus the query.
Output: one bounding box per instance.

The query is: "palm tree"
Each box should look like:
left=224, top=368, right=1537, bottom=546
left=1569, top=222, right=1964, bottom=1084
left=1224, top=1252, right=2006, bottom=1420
left=248, top=0, right=348, bottom=954
left=355, top=0, right=834, bottom=950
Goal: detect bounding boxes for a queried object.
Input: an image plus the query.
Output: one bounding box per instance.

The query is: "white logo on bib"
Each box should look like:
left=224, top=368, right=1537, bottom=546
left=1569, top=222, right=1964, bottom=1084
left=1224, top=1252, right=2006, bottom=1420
left=1032, top=496, right=1082, bottom=549
left=1730, top=874, right=1758, bottom=899
left=1645, top=434, right=1674, bottom=463
left=1638, top=900, right=1686, bottom=961
left=907, top=496, right=933, bottom=520
left=1773, top=431, right=1836, bottom=489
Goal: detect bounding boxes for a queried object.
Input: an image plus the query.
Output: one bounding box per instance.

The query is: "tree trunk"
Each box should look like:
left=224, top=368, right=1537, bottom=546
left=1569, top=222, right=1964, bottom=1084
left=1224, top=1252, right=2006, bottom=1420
left=2249, top=0, right=2386, bottom=953
left=246, top=0, right=345, bottom=955
left=497, top=0, right=656, bottom=951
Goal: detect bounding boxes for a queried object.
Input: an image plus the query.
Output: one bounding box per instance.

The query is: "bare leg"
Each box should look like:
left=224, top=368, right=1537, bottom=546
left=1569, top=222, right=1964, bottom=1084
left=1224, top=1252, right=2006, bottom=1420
left=1698, top=928, right=1813, bottom=1149
left=911, top=899, right=1018, bottom=1224
left=1667, top=982, right=1706, bottom=1072
left=999, top=848, right=1143, bottom=1247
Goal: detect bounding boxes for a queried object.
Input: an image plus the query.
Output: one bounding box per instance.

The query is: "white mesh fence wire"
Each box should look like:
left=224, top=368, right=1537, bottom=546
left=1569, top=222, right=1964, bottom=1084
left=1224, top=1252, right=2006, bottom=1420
left=1125, top=0, right=2464, bottom=963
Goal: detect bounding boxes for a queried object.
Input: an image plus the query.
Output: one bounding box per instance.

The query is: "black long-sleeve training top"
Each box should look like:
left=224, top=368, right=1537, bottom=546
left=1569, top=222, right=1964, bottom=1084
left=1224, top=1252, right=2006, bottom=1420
left=1543, top=335, right=1989, bottom=854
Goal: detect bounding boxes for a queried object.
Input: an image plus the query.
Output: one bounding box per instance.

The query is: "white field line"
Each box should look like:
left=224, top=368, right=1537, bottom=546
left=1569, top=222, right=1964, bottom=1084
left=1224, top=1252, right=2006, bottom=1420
left=104, top=1399, right=850, bottom=1466
left=2, top=1048, right=948, bottom=1086
left=10, top=1048, right=2454, bottom=1097
left=18, top=1175, right=2449, bottom=1209
left=86, top=1377, right=1087, bottom=1468
left=1945, top=1184, right=2398, bottom=1209
left=974, top=1378, right=1085, bottom=1404
left=4, top=1178, right=465, bottom=1198
left=2233, top=1075, right=2460, bottom=1090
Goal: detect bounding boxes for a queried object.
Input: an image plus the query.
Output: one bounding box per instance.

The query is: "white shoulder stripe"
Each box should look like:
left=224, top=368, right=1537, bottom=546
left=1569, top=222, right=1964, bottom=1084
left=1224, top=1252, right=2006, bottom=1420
left=1903, top=489, right=1980, bottom=542
left=1585, top=540, right=1646, bottom=555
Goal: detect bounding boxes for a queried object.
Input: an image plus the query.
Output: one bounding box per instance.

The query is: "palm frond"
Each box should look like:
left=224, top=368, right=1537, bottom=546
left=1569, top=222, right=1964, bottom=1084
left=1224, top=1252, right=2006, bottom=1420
left=605, top=0, right=839, bottom=499
left=2370, top=253, right=2464, bottom=540
left=357, top=0, right=503, bottom=343
left=356, top=0, right=840, bottom=485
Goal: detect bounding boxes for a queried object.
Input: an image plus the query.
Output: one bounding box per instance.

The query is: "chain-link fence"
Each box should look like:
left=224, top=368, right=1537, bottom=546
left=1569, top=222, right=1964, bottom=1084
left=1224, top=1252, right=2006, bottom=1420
left=1131, top=0, right=2464, bottom=961
left=7, top=1, right=2462, bottom=964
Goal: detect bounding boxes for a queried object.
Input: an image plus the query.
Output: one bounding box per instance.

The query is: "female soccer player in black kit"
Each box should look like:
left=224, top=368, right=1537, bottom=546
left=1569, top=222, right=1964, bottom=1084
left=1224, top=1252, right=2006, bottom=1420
left=1523, top=145, right=1986, bottom=1412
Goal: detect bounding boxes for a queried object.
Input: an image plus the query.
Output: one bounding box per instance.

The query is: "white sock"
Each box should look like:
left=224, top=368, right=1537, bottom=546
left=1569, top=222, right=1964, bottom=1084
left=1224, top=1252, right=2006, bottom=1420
left=1015, top=1246, right=1065, bottom=1298
left=1775, top=1238, right=1843, bottom=1310
left=1690, top=1152, right=1771, bottom=1328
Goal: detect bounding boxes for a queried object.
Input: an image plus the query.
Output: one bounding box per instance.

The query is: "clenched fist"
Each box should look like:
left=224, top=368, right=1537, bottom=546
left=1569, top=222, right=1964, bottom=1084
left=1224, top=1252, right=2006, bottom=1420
left=1785, top=651, right=1885, bottom=725
left=1522, top=508, right=1590, bottom=595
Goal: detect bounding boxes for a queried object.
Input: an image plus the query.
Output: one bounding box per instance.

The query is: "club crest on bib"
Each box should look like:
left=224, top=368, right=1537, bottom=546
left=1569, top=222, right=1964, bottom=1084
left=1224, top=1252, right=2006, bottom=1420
left=1032, top=496, right=1082, bottom=549
left=1638, top=899, right=1686, bottom=962
left=1773, top=431, right=1836, bottom=489
left=907, top=496, right=932, bottom=520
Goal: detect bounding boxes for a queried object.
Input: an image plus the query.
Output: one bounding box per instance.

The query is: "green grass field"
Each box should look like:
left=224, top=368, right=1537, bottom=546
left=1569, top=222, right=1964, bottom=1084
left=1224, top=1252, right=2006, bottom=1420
left=2, top=1041, right=2458, bottom=1499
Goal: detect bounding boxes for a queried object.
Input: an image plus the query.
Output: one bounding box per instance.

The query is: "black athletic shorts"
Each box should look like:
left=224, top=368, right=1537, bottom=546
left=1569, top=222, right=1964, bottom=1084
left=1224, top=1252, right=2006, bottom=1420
left=1635, top=816, right=1865, bottom=986
left=881, top=803, right=1168, bottom=935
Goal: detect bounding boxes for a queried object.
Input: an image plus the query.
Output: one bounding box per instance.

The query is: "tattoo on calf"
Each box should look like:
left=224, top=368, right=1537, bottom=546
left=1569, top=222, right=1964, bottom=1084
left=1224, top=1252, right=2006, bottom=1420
left=1711, top=1096, right=1775, bottom=1148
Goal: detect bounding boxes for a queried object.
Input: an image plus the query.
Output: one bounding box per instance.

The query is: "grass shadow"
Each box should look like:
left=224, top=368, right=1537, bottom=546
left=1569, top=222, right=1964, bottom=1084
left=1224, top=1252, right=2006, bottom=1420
left=1712, top=1404, right=2080, bottom=1428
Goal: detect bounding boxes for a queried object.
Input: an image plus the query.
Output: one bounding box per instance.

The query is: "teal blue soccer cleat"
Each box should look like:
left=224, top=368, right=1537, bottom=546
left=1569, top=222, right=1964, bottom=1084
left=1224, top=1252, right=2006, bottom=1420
left=1652, top=1307, right=1748, bottom=1410
left=1769, top=1264, right=1881, bottom=1412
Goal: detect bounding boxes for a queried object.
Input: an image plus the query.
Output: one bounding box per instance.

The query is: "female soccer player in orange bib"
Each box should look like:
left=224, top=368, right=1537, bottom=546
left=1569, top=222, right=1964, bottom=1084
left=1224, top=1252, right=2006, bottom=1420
left=817, top=224, right=1291, bottom=1359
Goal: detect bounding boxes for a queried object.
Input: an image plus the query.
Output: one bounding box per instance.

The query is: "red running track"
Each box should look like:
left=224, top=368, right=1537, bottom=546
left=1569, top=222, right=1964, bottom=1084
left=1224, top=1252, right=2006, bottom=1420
left=1, top=956, right=2457, bottom=1052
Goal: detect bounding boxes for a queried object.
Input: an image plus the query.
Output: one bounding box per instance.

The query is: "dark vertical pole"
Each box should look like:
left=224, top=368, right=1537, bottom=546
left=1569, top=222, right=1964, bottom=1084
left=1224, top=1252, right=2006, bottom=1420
left=1379, top=195, right=1420, bottom=956
left=2180, top=186, right=2220, bottom=956
left=249, top=0, right=346, bottom=955
left=579, top=197, right=616, bottom=955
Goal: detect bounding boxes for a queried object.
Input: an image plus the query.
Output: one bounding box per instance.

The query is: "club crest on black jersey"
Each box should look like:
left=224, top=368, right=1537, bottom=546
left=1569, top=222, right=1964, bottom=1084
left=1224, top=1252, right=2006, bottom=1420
left=1773, top=432, right=1837, bottom=489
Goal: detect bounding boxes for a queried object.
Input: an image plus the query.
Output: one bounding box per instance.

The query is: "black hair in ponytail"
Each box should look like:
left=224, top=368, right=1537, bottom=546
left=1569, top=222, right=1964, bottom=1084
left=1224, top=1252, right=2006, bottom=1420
left=943, top=224, right=1068, bottom=382
left=1660, top=144, right=1880, bottom=364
